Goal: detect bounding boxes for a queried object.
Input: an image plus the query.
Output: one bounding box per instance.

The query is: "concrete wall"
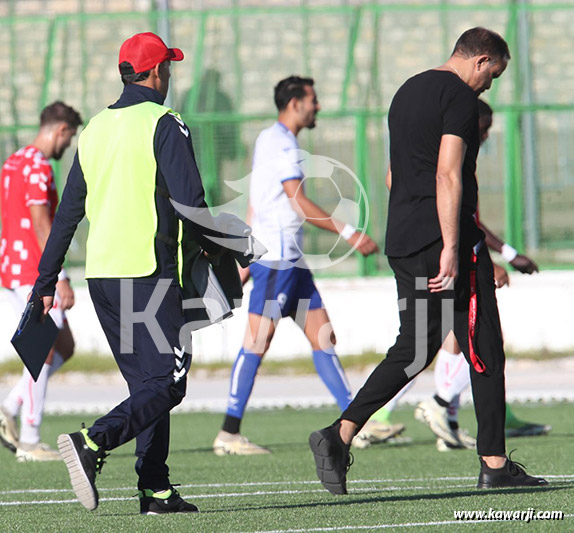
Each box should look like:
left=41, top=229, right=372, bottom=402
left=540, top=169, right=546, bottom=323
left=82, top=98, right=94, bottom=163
left=2, top=270, right=573, bottom=363
left=2, top=2, right=574, bottom=262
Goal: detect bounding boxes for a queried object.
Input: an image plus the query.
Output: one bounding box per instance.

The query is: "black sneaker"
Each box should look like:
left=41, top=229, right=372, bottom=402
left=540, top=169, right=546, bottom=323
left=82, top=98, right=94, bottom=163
left=477, top=454, right=548, bottom=489
left=57, top=428, right=107, bottom=510
left=506, top=422, right=552, bottom=438
left=139, top=486, right=199, bottom=515
left=309, top=423, right=353, bottom=495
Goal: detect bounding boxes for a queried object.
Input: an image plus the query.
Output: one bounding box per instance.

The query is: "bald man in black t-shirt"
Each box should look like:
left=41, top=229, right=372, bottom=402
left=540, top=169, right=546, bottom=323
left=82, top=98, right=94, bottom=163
left=309, top=27, right=547, bottom=495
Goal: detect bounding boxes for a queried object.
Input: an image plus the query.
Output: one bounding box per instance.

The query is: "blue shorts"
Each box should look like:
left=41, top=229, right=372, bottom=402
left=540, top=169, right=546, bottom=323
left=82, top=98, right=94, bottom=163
left=248, top=261, right=323, bottom=320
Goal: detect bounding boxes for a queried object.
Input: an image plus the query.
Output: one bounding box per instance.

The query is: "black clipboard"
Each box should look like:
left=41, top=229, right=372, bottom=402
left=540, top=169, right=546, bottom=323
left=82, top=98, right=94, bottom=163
left=10, top=292, right=59, bottom=381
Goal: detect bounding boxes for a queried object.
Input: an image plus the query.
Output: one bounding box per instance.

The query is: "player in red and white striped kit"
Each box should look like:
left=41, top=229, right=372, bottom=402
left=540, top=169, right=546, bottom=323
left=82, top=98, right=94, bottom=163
left=0, top=101, right=82, bottom=461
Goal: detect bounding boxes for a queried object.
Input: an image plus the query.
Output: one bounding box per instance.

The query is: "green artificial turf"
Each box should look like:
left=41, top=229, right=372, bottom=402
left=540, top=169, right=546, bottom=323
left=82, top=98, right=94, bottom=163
left=0, top=403, right=572, bottom=532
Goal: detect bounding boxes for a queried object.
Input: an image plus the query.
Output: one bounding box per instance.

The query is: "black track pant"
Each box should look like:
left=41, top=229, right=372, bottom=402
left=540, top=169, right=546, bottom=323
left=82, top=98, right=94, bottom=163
left=342, top=238, right=506, bottom=456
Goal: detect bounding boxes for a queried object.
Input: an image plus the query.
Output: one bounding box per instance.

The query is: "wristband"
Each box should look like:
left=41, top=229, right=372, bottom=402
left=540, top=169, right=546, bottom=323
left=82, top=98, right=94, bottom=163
left=340, top=223, right=357, bottom=241
left=58, top=269, right=68, bottom=281
left=501, top=243, right=518, bottom=262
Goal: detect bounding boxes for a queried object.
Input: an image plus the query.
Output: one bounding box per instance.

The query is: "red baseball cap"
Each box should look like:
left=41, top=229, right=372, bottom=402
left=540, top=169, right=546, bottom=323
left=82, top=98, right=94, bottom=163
left=119, top=32, right=184, bottom=73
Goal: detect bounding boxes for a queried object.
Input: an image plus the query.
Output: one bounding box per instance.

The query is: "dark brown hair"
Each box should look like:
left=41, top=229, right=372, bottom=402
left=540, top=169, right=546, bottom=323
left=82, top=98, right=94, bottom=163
left=452, top=27, right=510, bottom=62
left=40, top=101, right=83, bottom=128
left=274, top=76, right=315, bottom=111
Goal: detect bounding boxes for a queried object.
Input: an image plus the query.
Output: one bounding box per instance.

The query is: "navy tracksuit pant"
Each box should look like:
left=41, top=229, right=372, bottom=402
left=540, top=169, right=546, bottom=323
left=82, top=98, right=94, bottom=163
left=86, top=278, right=191, bottom=490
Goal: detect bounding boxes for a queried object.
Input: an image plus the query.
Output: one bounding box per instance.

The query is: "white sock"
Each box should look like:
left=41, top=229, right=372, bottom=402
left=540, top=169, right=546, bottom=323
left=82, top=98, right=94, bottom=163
left=48, top=351, right=65, bottom=377
left=434, top=348, right=471, bottom=403
left=2, top=372, right=27, bottom=417
left=385, top=378, right=416, bottom=412
left=3, top=352, right=64, bottom=432
left=19, top=364, right=51, bottom=445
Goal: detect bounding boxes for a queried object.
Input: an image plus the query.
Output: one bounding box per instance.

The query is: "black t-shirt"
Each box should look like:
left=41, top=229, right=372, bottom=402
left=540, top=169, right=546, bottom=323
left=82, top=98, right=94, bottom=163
left=385, top=69, right=483, bottom=257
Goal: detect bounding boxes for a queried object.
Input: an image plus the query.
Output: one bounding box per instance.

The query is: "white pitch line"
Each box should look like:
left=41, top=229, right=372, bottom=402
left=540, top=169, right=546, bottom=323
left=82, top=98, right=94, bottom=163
left=3, top=480, right=573, bottom=507
left=248, top=515, right=574, bottom=533
left=2, top=474, right=572, bottom=497
left=0, top=478, right=442, bottom=495
left=0, top=485, right=470, bottom=506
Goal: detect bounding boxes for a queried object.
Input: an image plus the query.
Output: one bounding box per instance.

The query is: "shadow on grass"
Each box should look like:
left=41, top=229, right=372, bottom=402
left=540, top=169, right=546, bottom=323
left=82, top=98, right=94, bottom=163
left=92, top=483, right=574, bottom=519
left=507, top=431, right=574, bottom=440
left=193, top=482, right=574, bottom=514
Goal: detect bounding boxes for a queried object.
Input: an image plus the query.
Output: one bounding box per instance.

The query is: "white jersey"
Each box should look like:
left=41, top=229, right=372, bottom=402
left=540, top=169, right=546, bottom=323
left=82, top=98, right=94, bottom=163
left=250, top=122, right=305, bottom=261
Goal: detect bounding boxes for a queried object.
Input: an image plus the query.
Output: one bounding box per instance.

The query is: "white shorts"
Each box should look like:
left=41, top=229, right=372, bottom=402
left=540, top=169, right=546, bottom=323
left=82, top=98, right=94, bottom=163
left=6, top=285, right=66, bottom=330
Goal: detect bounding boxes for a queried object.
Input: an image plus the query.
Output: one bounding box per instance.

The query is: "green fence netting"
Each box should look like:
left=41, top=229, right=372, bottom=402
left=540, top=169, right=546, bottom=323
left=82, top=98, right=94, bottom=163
left=1, top=1, right=574, bottom=275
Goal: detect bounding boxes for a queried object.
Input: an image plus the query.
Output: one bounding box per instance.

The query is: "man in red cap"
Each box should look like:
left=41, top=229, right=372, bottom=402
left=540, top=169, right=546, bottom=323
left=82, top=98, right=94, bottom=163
left=33, top=32, right=222, bottom=514
left=118, top=32, right=184, bottom=72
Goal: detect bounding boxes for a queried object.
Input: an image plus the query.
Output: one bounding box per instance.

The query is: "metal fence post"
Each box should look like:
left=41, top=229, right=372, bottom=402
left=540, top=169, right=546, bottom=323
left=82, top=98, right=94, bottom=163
left=355, top=113, right=375, bottom=276
left=504, top=110, right=525, bottom=251
left=517, top=0, right=540, bottom=251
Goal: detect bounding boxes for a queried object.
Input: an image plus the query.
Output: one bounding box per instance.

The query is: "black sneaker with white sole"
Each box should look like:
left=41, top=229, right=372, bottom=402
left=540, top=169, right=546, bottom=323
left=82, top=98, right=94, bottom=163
left=139, top=486, right=199, bottom=515
left=309, top=422, right=353, bottom=495
left=477, top=454, right=548, bottom=489
left=57, top=428, right=107, bottom=511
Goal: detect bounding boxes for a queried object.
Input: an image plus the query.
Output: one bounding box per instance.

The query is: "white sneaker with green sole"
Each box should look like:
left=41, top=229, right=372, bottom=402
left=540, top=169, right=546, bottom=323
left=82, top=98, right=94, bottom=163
left=16, top=442, right=62, bottom=462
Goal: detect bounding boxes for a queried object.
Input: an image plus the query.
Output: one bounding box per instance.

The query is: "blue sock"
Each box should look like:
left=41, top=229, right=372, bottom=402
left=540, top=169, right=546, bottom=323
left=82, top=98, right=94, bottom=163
left=312, top=349, right=353, bottom=411
left=225, top=348, right=262, bottom=419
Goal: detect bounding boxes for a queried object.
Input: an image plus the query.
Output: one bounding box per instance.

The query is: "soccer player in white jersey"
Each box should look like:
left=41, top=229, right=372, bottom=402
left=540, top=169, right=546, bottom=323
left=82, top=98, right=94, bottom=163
left=213, top=76, right=379, bottom=455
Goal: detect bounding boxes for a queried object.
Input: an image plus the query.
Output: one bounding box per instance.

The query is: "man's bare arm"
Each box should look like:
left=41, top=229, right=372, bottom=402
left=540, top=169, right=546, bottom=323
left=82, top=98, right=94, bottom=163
left=428, top=134, right=466, bottom=293
left=30, top=204, right=75, bottom=310
left=480, top=221, right=538, bottom=274
left=282, top=179, right=379, bottom=256
left=30, top=204, right=52, bottom=250
left=238, top=202, right=254, bottom=284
